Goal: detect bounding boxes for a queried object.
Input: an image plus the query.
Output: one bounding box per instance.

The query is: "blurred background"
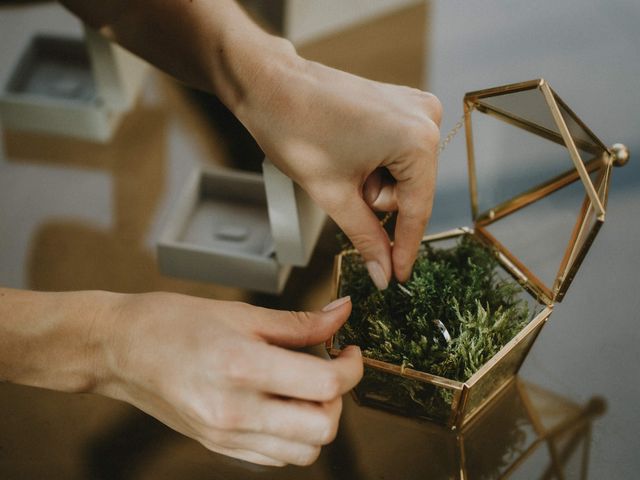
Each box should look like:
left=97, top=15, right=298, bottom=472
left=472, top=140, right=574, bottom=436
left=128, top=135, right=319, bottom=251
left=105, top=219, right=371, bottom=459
left=0, top=1, right=638, bottom=478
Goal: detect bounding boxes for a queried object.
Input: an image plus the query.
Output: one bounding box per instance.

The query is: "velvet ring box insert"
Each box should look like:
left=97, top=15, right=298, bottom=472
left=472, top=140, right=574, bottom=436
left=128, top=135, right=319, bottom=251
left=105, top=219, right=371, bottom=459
left=327, top=78, right=630, bottom=429
left=0, top=27, right=147, bottom=142
left=157, top=160, right=326, bottom=294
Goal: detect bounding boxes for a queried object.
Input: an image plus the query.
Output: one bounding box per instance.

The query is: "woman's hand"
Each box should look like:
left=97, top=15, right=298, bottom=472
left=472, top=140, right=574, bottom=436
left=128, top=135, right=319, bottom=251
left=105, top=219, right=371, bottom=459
left=235, top=55, right=442, bottom=289
left=98, top=292, right=361, bottom=467
left=61, top=0, right=442, bottom=289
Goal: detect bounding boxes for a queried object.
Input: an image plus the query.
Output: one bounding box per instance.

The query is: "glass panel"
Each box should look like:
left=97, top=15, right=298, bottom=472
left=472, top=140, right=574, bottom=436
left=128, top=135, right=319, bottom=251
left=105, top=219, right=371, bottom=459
left=352, top=367, right=456, bottom=424
left=477, top=87, right=559, bottom=139
left=482, top=177, right=590, bottom=292
left=554, top=167, right=605, bottom=295
left=470, top=106, right=596, bottom=219
left=335, top=394, right=457, bottom=480
left=555, top=94, right=607, bottom=156
left=470, top=89, right=610, bottom=295
left=464, top=381, right=539, bottom=480
left=461, top=314, right=546, bottom=424
left=476, top=86, right=606, bottom=159
left=473, top=97, right=610, bottom=291
left=471, top=84, right=608, bottom=222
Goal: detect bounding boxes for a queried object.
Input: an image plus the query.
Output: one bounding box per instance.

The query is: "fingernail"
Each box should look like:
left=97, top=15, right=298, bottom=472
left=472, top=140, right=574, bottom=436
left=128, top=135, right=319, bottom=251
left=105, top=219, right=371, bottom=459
left=348, top=345, right=362, bottom=356
left=322, top=296, right=351, bottom=312
left=366, top=261, right=389, bottom=290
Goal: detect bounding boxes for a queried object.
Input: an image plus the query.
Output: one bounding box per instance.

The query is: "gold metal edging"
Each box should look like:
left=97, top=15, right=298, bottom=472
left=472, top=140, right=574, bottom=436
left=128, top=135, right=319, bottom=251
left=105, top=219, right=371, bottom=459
left=555, top=163, right=611, bottom=299
left=474, top=155, right=604, bottom=227
left=464, top=79, right=543, bottom=102
left=551, top=90, right=609, bottom=153
left=458, top=377, right=519, bottom=432
left=553, top=163, right=609, bottom=299
left=474, top=226, right=553, bottom=304
left=473, top=101, right=602, bottom=156
left=325, top=253, right=343, bottom=352
left=465, top=307, right=552, bottom=389
left=466, top=78, right=604, bottom=156
left=465, top=100, right=479, bottom=220
left=540, top=82, right=605, bottom=217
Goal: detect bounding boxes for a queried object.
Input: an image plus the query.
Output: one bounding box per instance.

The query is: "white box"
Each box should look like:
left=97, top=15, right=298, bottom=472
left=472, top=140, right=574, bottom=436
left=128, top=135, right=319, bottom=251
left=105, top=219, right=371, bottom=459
left=157, top=161, right=326, bottom=294
left=0, top=28, right=147, bottom=142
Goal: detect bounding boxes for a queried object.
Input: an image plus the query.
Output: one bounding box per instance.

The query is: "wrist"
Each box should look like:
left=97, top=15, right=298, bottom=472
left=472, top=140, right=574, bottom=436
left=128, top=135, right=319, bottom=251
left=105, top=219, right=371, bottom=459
left=0, top=289, right=121, bottom=395
left=214, top=24, right=304, bottom=121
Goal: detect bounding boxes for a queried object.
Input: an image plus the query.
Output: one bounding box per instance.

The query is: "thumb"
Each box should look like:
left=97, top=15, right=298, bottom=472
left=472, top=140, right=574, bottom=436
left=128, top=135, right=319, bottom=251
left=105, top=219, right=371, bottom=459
left=363, top=168, right=399, bottom=212
left=252, top=296, right=352, bottom=349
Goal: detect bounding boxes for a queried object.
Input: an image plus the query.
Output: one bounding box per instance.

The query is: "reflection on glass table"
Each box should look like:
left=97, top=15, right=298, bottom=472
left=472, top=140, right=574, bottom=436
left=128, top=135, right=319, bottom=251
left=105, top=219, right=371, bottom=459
left=325, top=376, right=605, bottom=480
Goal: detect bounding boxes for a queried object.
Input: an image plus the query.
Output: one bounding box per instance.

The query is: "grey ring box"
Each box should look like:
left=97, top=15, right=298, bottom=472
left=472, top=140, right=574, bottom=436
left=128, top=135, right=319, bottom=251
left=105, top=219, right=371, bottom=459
left=157, top=159, right=326, bottom=294
left=0, top=27, right=147, bottom=142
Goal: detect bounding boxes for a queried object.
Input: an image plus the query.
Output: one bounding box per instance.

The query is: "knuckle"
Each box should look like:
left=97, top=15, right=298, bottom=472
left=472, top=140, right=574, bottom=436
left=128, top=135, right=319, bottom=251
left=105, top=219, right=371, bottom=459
left=296, top=446, right=322, bottom=466
left=183, top=403, right=210, bottom=428
left=319, top=370, right=342, bottom=400
left=424, top=92, right=443, bottom=124
left=217, top=341, right=254, bottom=388
left=420, top=120, right=441, bottom=149
left=200, top=430, right=231, bottom=450
left=287, top=309, right=312, bottom=328
left=318, top=415, right=339, bottom=445
left=284, top=310, right=313, bottom=344
left=210, top=397, right=245, bottom=431
left=348, top=231, right=383, bottom=255
left=332, top=395, right=344, bottom=417
left=402, top=198, right=431, bottom=222
left=412, top=90, right=442, bottom=120
left=223, top=356, right=251, bottom=387
left=405, top=122, right=439, bottom=157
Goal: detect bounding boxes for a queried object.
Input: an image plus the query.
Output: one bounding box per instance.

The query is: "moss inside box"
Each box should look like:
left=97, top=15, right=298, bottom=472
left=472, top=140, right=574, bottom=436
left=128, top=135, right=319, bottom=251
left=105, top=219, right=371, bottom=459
left=336, top=234, right=536, bottom=419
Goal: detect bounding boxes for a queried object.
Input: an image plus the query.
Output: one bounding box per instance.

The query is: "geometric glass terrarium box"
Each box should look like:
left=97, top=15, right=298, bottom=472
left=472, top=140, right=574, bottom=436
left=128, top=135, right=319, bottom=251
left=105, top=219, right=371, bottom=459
left=157, top=160, right=325, bottom=294
left=327, top=79, right=629, bottom=429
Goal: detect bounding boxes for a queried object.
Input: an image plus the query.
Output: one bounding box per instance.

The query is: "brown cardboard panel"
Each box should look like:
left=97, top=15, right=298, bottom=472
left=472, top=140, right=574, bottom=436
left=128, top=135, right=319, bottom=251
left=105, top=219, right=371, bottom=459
left=297, top=2, right=429, bottom=89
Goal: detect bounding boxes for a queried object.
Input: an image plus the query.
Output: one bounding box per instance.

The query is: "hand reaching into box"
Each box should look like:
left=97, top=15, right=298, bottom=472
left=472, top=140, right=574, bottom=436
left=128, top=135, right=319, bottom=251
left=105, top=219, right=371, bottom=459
left=240, top=58, right=441, bottom=289
left=60, top=0, right=442, bottom=289
left=7, top=0, right=442, bottom=467
left=0, top=288, right=360, bottom=466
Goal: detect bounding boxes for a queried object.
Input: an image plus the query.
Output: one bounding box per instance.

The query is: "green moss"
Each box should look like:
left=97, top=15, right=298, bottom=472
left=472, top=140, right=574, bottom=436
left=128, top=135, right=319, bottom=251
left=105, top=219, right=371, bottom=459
left=336, top=234, right=536, bottom=418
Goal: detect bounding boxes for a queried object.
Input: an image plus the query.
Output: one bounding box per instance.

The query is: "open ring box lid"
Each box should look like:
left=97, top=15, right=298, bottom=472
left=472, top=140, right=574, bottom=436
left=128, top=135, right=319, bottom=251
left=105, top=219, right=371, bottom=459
left=327, top=78, right=629, bottom=429
left=157, top=160, right=326, bottom=294
left=0, top=27, right=147, bottom=142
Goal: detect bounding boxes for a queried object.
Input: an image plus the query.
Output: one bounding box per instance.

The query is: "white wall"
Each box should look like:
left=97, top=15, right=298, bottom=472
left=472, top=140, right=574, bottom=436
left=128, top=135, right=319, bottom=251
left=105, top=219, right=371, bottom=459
left=428, top=0, right=640, bottom=188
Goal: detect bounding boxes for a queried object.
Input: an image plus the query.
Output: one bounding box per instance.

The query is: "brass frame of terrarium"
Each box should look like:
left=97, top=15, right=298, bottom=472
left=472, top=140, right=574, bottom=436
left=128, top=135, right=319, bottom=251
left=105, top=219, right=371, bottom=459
left=328, top=228, right=554, bottom=428
left=327, top=78, right=628, bottom=429
left=465, top=78, right=617, bottom=304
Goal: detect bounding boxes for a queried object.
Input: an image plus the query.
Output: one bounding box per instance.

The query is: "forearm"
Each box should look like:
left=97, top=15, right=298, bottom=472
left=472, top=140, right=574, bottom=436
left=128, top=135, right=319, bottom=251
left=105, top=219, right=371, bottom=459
left=0, top=288, right=118, bottom=394
left=59, top=0, right=299, bottom=112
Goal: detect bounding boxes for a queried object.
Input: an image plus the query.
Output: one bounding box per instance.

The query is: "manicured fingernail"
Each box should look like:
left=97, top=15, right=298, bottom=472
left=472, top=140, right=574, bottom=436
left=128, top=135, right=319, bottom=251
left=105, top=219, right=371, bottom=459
left=366, top=261, right=389, bottom=290
left=347, top=345, right=362, bottom=356
left=322, top=296, right=351, bottom=312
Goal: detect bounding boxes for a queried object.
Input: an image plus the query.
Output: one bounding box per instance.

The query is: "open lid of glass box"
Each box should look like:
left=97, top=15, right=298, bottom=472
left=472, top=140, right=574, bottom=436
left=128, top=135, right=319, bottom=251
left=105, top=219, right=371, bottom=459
left=463, top=79, right=628, bottom=304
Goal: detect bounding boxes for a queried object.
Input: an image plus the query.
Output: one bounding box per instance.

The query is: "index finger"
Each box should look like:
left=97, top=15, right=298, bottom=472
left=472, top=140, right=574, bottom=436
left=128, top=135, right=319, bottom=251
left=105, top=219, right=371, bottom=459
left=388, top=152, right=437, bottom=282
left=393, top=177, right=435, bottom=281
left=233, top=344, right=363, bottom=402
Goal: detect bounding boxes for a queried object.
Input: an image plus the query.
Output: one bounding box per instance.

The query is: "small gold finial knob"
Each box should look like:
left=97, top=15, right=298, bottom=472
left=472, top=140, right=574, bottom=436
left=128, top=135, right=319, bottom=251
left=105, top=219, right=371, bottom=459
left=611, top=143, right=630, bottom=167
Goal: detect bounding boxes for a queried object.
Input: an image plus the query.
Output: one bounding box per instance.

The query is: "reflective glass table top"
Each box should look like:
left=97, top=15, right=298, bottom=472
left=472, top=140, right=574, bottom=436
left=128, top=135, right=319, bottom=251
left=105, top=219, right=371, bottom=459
left=1, top=1, right=639, bottom=478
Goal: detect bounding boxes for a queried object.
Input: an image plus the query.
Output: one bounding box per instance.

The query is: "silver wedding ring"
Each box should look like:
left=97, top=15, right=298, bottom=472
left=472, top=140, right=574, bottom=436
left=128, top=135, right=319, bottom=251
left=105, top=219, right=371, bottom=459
left=433, top=319, right=452, bottom=344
